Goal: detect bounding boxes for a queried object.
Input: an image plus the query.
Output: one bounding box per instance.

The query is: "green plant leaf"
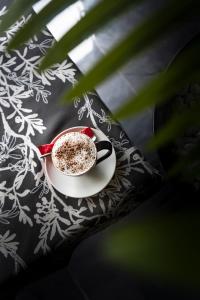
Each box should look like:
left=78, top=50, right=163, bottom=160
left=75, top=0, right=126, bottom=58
left=61, top=0, right=200, bottom=103
left=104, top=213, right=200, bottom=287
left=7, top=0, right=78, bottom=50
left=147, top=102, right=200, bottom=151
left=115, top=41, right=200, bottom=120
left=0, top=0, right=37, bottom=33
left=40, top=0, right=137, bottom=70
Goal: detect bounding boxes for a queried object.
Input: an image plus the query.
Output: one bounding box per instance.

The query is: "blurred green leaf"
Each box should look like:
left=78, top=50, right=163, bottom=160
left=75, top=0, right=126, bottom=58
left=7, top=0, right=78, bottom=50
left=115, top=42, right=200, bottom=120
left=40, top=0, right=137, bottom=70
left=0, top=0, right=37, bottom=33
left=104, top=213, right=200, bottom=287
left=2, top=0, right=199, bottom=187
left=61, top=0, right=200, bottom=103
left=147, top=102, right=200, bottom=151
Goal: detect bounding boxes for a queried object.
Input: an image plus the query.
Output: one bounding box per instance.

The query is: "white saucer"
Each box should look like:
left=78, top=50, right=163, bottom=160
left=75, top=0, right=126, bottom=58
left=44, top=127, right=116, bottom=198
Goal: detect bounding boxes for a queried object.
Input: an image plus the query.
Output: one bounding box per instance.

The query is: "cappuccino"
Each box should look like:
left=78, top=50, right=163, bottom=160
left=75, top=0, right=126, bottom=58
left=52, top=132, right=96, bottom=175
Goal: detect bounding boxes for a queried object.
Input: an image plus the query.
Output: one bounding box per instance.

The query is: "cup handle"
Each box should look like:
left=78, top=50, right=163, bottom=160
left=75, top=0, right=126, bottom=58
left=95, top=141, right=113, bottom=165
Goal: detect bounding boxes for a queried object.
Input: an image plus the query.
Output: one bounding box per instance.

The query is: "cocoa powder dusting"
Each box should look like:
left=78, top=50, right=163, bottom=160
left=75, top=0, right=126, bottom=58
left=52, top=132, right=96, bottom=174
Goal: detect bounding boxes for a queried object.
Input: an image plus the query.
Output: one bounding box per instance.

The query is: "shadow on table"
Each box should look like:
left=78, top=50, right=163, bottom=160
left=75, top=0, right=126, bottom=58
left=0, top=244, right=75, bottom=300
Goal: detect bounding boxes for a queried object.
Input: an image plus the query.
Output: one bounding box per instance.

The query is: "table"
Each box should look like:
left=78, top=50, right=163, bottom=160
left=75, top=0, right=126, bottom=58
left=0, top=3, right=160, bottom=293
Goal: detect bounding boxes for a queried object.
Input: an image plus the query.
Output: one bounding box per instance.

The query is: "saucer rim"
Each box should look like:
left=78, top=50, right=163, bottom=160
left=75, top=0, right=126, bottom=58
left=44, top=126, right=116, bottom=198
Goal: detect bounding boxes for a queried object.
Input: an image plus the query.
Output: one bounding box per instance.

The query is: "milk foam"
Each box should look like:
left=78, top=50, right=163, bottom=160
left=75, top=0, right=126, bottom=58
left=52, top=132, right=96, bottom=175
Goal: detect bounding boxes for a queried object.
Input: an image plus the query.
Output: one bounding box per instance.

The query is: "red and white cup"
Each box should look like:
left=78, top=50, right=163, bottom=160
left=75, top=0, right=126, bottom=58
left=38, top=127, right=112, bottom=176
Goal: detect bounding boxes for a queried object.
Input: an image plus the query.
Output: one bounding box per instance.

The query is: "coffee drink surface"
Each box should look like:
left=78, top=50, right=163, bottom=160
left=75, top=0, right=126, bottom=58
left=52, top=132, right=96, bottom=175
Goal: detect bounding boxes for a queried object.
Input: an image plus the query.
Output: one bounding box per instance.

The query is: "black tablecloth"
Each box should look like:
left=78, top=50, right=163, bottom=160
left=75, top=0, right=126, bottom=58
left=0, top=3, right=160, bottom=289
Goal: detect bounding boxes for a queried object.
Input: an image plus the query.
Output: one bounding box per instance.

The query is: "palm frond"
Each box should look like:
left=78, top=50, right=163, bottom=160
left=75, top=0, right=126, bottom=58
left=2, top=0, right=200, bottom=180
left=60, top=0, right=200, bottom=102
left=40, top=0, right=137, bottom=70
left=0, top=0, right=37, bottom=33
left=7, top=0, right=79, bottom=50
left=147, top=102, right=200, bottom=151
left=115, top=38, right=200, bottom=120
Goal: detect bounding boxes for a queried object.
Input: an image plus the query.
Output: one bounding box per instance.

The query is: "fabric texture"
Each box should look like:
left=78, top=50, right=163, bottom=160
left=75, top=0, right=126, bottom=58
left=0, top=4, right=161, bottom=288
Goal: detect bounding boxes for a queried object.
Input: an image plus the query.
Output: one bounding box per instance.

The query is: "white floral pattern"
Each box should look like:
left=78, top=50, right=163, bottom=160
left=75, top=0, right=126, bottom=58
left=0, top=7, right=160, bottom=282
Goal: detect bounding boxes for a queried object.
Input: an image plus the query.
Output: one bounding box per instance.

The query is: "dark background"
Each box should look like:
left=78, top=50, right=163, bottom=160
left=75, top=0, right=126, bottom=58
left=1, top=0, right=200, bottom=299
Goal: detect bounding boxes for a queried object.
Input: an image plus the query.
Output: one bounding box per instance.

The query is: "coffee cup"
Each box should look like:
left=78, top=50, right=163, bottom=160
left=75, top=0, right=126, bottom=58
left=40, top=127, right=113, bottom=176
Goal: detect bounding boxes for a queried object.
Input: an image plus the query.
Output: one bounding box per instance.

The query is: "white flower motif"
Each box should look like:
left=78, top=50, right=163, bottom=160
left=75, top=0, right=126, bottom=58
left=0, top=230, right=26, bottom=272
left=0, top=6, right=158, bottom=276
left=0, top=133, right=22, bottom=164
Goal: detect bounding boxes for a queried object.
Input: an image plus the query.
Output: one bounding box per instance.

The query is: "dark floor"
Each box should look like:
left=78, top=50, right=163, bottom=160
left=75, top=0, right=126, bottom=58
left=5, top=0, right=200, bottom=299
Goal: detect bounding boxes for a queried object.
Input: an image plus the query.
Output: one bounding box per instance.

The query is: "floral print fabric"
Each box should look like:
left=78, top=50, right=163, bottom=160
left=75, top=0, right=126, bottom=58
left=0, top=6, right=160, bottom=283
